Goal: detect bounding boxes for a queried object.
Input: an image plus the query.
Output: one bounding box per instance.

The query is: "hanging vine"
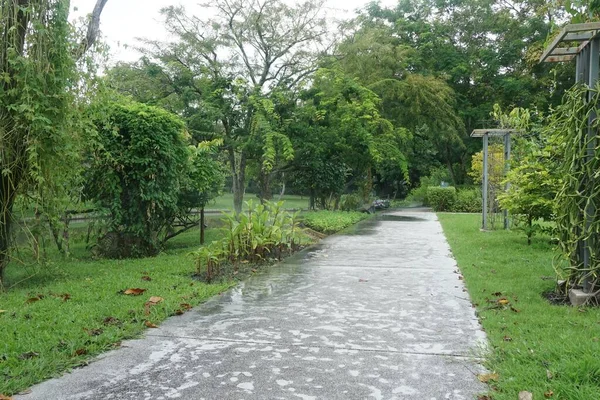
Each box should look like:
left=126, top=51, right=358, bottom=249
left=549, top=83, right=600, bottom=291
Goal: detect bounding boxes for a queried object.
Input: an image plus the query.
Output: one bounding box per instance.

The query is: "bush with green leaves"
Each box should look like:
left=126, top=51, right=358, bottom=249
left=453, top=187, right=482, bottom=213
left=426, top=187, right=457, bottom=212
left=339, top=193, right=363, bottom=211
left=302, top=210, right=370, bottom=234
left=193, top=201, right=302, bottom=281
left=85, top=98, right=190, bottom=258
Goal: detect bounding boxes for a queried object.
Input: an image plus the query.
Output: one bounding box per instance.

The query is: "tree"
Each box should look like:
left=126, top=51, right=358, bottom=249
left=136, top=0, right=330, bottom=213
left=84, top=97, right=190, bottom=258
left=0, top=0, right=108, bottom=284
left=289, top=68, right=407, bottom=208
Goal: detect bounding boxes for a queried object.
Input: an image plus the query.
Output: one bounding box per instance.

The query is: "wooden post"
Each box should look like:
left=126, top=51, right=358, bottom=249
left=482, top=133, right=489, bottom=230
left=200, top=207, right=205, bottom=245
left=503, top=133, right=511, bottom=230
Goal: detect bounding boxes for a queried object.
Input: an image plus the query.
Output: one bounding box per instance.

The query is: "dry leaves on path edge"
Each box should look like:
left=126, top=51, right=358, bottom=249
left=518, top=391, right=533, bottom=400
left=477, top=373, right=499, bottom=383
left=477, top=396, right=492, bottom=400
left=145, top=320, right=158, bottom=328
left=0, top=394, right=13, bottom=400
left=74, top=348, right=87, bottom=356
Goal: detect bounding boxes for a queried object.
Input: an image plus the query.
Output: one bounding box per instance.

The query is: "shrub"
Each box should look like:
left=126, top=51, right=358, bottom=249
left=452, top=187, right=482, bottom=213
left=85, top=98, right=189, bottom=258
left=427, top=186, right=457, bottom=211
left=302, top=211, right=369, bottom=234
left=339, top=193, right=363, bottom=211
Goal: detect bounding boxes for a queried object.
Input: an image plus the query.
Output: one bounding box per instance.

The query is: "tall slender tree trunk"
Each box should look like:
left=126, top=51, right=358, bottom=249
left=258, top=169, right=272, bottom=203
left=229, top=148, right=247, bottom=214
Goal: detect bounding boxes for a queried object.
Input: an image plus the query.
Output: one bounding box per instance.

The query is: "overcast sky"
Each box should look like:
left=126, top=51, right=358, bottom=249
left=71, top=0, right=396, bottom=63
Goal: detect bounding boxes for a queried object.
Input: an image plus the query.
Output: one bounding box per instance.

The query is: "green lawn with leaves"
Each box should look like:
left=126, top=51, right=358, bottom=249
left=206, top=193, right=309, bottom=211
left=439, top=213, right=600, bottom=400
left=302, top=210, right=371, bottom=234
left=0, top=228, right=231, bottom=396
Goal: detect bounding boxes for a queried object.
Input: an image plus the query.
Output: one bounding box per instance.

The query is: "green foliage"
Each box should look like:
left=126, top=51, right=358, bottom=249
left=339, top=193, right=363, bottom=212
left=499, top=161, right=557, bottom=245
left=548, top=84, right=600, bottom=288
left=302, top=210, right=370, bottom=234
left=85, top=97, right=190, bottom=258
left=453, top=187, right=482, bottom=213
left=426, top=187, right=457, bottom=212
left=193, top=201, right=302, bottom=281
left=0, top=0, right=81, bottom=280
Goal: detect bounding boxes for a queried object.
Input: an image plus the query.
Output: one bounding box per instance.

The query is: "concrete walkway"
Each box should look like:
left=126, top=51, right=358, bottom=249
left=17, top=210, right=487, bottom=400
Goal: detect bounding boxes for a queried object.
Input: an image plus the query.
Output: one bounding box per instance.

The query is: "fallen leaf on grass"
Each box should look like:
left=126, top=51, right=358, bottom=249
left=0, top=394, right=13, bottom=400
left=0, top=310, right=6, bottom=313
left=103, top=316, right=121, bottom=326
left=503, top=336, right=512, bottom=342
left=145, top=321, right=158, bottom=328
left=180, top=303, right=192, bottom=310
left=510, top=306, right=521, bottom=313
left=545, top=390, right=554, bottom=398
left=144, top=296, right=164, bottom=315
left=123, top=288, right=147, bottom=296
left=18, top=351, right=39, bottom=360
left=251, top=269, right=257, bottom=273
left=141, top=276, right=152, bottom=281
left=477, top=373, right=499, bottom=383
left=25, top=296, right=43, bottom=304
left=477, top=396, right=492, bottom=400
left=84, top=328, right=103, bottom=336
left=74, top=348, right=87, bottom=356
left=547, top=369, right=553, bottom=380
left=518, top=391, right=533, bottom=400
left=491, top=291, right=502, bottom=296
left=497, top=298, right=509, bottom=306
left=147, top=296, right=163, bottom=304
left=59, top=293, right=71, bottom=301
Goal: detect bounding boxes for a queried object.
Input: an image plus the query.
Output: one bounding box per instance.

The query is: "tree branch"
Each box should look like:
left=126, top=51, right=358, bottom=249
left=75, top=0, right=109, bottom=60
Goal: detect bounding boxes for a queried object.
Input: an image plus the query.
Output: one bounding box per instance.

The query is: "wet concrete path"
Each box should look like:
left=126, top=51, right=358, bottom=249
left=18, top=210, right=486, bottom=400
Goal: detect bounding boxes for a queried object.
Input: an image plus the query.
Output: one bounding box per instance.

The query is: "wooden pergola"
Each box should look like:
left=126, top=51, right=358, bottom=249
left=470, top=129, right=516, bottom=231
left=541, top=22, right=599, bottom=297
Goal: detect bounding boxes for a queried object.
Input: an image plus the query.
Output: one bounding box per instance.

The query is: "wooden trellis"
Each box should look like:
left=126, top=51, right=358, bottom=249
left=470, top=129, right=516, bottom=231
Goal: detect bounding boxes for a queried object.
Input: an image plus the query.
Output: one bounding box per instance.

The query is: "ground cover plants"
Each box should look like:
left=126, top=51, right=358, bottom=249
left=439, top=213, right=600, bottom=399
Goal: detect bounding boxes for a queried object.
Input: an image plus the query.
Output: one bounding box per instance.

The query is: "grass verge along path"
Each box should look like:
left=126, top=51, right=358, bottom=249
left=439, top=213, right=600, bottom=400
left=0, top=229, right=231, bottom=396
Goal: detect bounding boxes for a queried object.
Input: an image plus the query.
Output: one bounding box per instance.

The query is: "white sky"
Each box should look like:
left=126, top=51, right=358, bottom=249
left=71, top=0, right=397, bottom=63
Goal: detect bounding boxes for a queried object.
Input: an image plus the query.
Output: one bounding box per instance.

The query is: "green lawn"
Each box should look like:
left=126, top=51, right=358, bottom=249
left=206, top=193, right=309, bottom=211
left=302, top=210, right=371, bottom=234
left=439, top=213, right=600, bottom=400
left=0, top=227, right=231, bottom=396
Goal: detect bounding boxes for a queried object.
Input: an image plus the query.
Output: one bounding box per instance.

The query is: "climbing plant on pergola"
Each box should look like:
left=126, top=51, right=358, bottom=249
left=540, top=22, right=600, bottom=303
